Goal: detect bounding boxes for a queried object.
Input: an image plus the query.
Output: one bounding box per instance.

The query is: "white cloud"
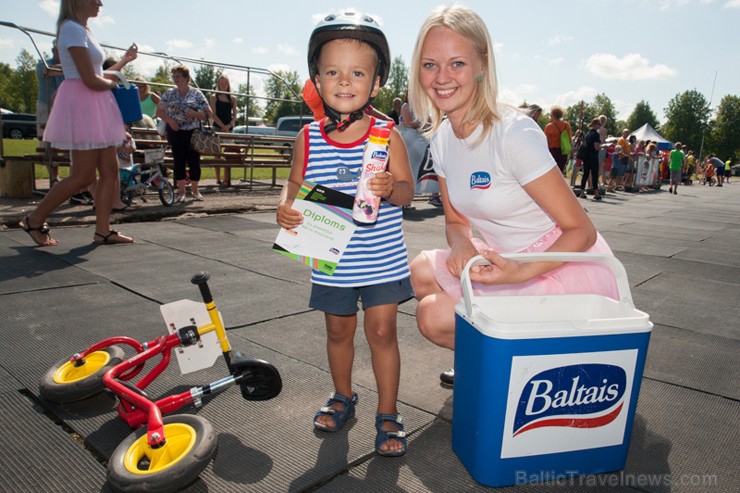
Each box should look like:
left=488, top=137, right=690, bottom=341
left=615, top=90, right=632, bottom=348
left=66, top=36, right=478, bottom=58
left=724, top=0, right=740, bottom=7
left=277, top=43, right=299, bottom=56
left=166, top=39, right=194, bottom=50
left=534, top=55, right=564, bottom=65
left=91, top=15, right=115, bottom=27
left=233, top=38, right=244, bottom=44
left=267, top=63, right=291, bottom=74
left=552, top=86, right=599, bottom=110
left=499, top=83, right=538, bottom=106
left=547, top=35, right=573, bottom=46
left=129, top=45, right=161, bottom=77
left=252, top=46, right=268, bottom=55
left=39, top=0, right=58, bottom=17
left=658, top=0, right=689, bottom=10
left=204, top=38, right=216, bottom=49
left=0, top=39, right=15, bottom=49
left=585, top=53, right=677, bottom=80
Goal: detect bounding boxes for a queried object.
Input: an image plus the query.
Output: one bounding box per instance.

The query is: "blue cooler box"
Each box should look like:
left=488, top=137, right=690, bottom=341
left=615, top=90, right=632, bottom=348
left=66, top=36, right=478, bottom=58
left=452, top=253, right=652, bottom=487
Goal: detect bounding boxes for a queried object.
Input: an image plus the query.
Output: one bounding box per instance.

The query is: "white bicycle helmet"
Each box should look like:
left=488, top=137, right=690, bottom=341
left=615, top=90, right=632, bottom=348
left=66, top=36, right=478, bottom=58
left=307, top=11, right=391, bottom=132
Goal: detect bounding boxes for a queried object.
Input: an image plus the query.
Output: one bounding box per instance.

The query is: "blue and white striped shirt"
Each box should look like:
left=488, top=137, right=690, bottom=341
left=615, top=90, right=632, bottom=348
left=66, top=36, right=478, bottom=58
left=303, top=119, right=410, bottom=287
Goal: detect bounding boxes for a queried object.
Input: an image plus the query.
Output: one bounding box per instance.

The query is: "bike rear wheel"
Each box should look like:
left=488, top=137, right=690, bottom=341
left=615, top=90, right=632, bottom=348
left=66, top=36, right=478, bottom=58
left=40, top=345, right=126, bottom=403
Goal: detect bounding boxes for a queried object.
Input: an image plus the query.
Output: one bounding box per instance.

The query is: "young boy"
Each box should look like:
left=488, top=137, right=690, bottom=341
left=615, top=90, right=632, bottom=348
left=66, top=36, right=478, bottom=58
left=276, top=11, right=414, bottom=457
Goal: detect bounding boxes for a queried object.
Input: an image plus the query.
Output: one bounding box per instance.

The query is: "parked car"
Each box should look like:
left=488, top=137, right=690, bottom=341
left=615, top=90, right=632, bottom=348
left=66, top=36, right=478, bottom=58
left=274, top=115, right=313, bottom=137
left=1, top=112, right=38, bottom=139
left=232, top=125, right=276, bottom=137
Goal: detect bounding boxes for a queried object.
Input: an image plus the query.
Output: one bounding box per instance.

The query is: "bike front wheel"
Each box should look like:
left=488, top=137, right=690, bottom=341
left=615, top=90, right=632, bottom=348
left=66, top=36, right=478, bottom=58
left=107, top=414, right=217, bottom=493
left=158, top=178, right=175, bottom=207
left=39, top=345, right=126, bottom=403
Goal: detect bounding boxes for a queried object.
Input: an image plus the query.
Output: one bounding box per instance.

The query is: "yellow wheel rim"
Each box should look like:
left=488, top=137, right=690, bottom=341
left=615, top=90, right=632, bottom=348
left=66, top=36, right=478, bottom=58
left=123, top=423, right=197, bottom=475
left=52, top=351, right=111, bottom=384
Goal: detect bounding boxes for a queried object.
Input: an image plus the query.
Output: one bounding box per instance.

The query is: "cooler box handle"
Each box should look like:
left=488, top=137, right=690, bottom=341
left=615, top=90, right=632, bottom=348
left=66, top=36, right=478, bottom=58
left=103, top=70, right=131, bottom=88
left=460, top=252, right=634, bottom=318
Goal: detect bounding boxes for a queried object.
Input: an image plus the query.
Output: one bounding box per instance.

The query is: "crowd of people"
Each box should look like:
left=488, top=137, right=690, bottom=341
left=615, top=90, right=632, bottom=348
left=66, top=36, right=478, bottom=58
left=522, top=107, right=734, bottom=195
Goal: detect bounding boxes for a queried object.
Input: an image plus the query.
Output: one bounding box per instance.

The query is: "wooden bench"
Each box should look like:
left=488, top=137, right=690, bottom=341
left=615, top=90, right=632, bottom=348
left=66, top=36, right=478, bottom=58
left=26, top=126, right=295, bottom=189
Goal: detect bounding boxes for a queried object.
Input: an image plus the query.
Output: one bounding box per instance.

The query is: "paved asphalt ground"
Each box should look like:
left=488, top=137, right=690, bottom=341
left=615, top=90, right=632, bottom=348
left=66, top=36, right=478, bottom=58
left=0, top=179, right=738, bottom=492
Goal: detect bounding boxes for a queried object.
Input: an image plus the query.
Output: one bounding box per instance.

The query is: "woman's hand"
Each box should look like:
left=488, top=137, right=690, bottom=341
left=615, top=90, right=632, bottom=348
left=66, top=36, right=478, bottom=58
left=277, top=199, right=303, bottom=230
left=122, top=43, right=138, bottom=64
left=466, top=249, right=529, bottom=286
left=445, top=240, right=479, bottom=279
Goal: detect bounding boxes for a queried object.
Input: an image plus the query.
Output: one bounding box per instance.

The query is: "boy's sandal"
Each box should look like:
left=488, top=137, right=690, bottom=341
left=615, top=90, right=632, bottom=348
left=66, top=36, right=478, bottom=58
left=93, top=230, right=134, bottom=245
left=313, top=392, right=358, bottom=432
left=375, top=413, right=407, bottom=457
left=20, top=215, right=57, bottom=246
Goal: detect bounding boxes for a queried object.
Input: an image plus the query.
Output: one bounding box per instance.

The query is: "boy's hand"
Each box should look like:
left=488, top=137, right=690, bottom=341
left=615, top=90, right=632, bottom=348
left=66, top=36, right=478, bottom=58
left=369, top=171, right=394, bottom=199
left=277, top=199, right=303, bottom=230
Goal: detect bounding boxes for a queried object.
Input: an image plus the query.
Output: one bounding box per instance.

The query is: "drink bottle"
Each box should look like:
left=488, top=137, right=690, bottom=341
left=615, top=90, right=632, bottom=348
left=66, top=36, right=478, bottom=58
left=352, top=125, right=392, bottom=224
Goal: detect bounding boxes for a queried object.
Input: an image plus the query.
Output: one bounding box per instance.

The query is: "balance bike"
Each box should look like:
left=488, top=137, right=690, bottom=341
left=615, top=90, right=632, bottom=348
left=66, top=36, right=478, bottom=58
left=39, top=272, right=282, bottom=493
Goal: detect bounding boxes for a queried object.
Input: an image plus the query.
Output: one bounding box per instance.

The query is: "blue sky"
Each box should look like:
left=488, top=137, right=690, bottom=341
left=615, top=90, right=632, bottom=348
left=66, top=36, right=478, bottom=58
left=0, top=0, right=736, bottom=123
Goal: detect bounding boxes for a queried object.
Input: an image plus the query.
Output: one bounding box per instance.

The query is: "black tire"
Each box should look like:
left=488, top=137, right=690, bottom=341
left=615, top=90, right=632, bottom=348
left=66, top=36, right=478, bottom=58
left=237, top=359, right=282, bottom=401
left=107, top=414, right=217, bottom=493
left=9, top=128, right=24, bottom=139
left=158, top=179, right=175, bottom=206
left=39, top=346, right=126, bottom=403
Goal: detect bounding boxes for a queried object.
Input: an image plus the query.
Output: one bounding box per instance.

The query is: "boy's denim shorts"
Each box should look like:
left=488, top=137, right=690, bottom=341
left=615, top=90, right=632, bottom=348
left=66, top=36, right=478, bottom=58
left=309, top=277, right=414, bottom=316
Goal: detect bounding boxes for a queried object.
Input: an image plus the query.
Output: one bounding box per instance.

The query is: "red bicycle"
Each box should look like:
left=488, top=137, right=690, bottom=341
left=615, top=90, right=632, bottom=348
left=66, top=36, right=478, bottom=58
left=39, top=273, right=282, bottom=493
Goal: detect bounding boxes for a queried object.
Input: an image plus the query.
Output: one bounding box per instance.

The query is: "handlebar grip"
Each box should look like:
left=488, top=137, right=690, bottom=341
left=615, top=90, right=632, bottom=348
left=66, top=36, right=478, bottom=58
left=191, top=272, right=213, bottom=303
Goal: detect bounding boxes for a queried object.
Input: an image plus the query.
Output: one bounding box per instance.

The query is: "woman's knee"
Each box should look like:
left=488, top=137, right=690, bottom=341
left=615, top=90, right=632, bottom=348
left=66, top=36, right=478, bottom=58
left=410, top=254, right=434, bottom=298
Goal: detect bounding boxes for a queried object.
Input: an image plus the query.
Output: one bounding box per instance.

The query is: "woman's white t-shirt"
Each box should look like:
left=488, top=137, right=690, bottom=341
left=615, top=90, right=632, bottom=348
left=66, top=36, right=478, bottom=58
left=58, top=20, right=105, bottom=79
left=431, top=105, right=558, bottom=253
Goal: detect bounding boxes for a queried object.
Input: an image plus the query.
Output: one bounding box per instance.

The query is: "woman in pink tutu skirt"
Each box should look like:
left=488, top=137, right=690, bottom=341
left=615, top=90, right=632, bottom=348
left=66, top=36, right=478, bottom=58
left=407, top=6, right=619, bottom=387
left=19, top=0, right=137, bottom=246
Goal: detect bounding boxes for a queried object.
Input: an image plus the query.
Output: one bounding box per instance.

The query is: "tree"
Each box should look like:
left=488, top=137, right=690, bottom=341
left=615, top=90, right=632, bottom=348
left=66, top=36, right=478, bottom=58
left=150, top=60, right=175, bottom=96
left=6, top=49, right=38, bottom=113
left=564, top=101, right=596, bottom=135
left=234, top=82, right=261, bottom=125
left=707, top=95, right=740, bottom=160
left=592, top=93, right=618, bottom=136
left=0, top=62, right=13, bottom=110
left=661, top=89, right=710, bottom=151
left=626, top=100, right=660, bottom=133
left=374, top=56, right=408, bottom=114
left=194, top=63, right=218, bottom=93
left=262, top=70, right=302, bottom=125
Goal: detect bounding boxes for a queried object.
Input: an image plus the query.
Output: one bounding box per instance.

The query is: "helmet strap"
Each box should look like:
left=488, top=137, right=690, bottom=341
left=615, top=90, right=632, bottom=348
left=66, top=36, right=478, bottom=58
left=323, top=102, right=368, bottom=133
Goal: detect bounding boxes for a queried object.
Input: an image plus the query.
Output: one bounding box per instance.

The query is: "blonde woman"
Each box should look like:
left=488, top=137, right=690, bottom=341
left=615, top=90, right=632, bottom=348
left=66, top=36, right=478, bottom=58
left=209, top=74, right=237, bottom=186
left=407, top=5, right=618, bottom=386
left=20, top=0, right=136, bottom=246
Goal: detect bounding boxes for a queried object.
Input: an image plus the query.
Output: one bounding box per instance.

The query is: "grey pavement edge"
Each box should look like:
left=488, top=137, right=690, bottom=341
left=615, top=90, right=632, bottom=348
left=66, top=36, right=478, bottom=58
left=0, top=181, right=738, bottom=493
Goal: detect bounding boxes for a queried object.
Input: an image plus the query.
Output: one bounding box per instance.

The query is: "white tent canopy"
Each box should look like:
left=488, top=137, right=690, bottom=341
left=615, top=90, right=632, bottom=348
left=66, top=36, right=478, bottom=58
left=630, top=123, right=672, bottom=150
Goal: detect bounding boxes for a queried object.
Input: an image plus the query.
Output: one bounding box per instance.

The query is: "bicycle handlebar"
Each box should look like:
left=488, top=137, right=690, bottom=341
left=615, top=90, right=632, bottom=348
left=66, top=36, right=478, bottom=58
left=191, top=272, right=213, bottom=304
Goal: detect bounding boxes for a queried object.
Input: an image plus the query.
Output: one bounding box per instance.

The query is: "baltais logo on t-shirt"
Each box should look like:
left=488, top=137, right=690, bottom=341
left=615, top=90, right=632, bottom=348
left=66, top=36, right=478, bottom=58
left=470, top=171, right=491, bottom=190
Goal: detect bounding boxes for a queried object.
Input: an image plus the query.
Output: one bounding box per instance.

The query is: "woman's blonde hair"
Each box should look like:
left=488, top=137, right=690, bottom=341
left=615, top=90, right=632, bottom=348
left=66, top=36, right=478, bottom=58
left=408, top=5, right=501, bottom=142
left=56, top=0, right=88, bottom=36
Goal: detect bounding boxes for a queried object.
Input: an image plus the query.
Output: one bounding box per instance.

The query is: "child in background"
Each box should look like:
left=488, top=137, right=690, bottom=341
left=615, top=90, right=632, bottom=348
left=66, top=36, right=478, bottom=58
left=276, top=11, right=414, bottom=457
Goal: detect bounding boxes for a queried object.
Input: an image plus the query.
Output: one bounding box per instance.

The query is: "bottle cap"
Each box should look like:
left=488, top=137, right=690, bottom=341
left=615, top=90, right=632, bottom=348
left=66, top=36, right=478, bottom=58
left=370, top=125, right=392, bottom=140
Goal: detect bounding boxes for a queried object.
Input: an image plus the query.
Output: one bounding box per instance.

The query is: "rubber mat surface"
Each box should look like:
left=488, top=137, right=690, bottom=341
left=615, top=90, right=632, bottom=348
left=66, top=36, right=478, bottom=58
left=0, top=391, right=107, bottom=493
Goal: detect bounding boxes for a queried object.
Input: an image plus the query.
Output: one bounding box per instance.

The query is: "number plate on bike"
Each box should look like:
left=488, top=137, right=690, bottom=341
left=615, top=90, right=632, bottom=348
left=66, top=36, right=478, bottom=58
left=160, top=299, right=222, bottom=374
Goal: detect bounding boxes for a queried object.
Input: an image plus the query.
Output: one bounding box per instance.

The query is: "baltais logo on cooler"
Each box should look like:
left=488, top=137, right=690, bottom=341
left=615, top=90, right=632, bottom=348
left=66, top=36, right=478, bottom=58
left=513, top=364, right=626, bottom=437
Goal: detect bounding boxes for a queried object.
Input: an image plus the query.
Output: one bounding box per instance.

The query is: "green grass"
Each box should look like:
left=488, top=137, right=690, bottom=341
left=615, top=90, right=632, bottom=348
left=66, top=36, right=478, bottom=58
left=1, top=138, right=290, bottom=181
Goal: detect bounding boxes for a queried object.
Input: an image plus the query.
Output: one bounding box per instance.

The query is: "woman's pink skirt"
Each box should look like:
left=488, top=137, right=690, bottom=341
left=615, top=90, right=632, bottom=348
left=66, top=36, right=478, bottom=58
left=422, top=227, right=619, bottom=302
left=43, top=79, right=125, bottom=150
